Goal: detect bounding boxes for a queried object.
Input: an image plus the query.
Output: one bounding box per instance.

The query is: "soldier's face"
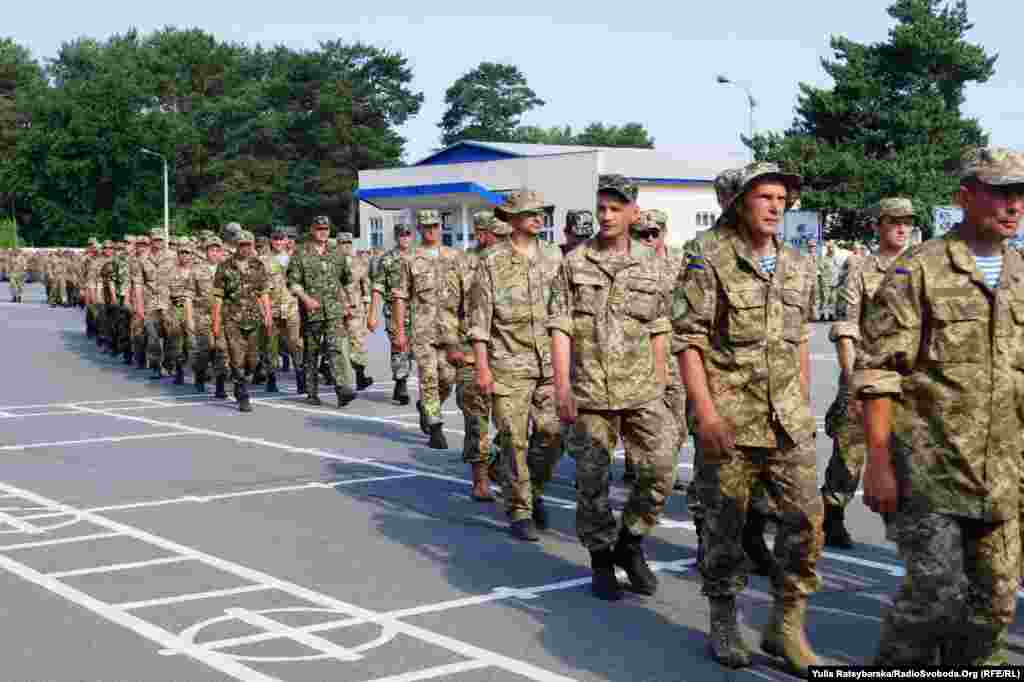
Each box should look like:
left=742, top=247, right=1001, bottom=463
left=596, top=194, right=637, bottom=240
left=237, top=243, right=255, bottom=257
left=340, top=243, right=353, bottom=256
left=397, top=231, right=413, bottom=247
left=151, top=239, right=166, bottom=251
left=508, top=212, right=543, bottom=237
left=178, top=252, right=192, bottom=265
left=271, top=236, right=287, bottom=253
left=739, top=180, right=787, bottom=238
left=207, top=246, right=224, bottom=263
left=312, top=226, right=329, bottom=244
left=475, top=228, right=496, bottom=248
left=419, top=224, right=441, bottom=246
left=959, top=181, right=1024, bottom=241
left=877, top=216, right=911, bottom=251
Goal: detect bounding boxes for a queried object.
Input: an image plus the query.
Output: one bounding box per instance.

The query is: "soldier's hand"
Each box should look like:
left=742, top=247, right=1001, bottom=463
left=863, top=458, right=899, bottom=515
left=446, top=349, right=465, bottom=367
left=697, top=415, right=735, bottom=458
left=394, top=332, right=408, bottom=353
left=476, top=365, right=495, bottom=397
left=555, top=383, right=577, bottom=424
left=366, top=314, right=378, bottom=332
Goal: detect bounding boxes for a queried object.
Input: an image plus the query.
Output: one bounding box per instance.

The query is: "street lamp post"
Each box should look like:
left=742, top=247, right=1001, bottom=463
left=140, top=148, right=170, bottom=239
left=716, top=75, right=757, bottom=161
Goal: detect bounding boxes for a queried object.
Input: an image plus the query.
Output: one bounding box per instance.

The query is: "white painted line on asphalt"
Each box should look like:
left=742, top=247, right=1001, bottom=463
left=0, top=432, right=192, bottom=451
left=0, top=510, right=46, bottom=534
left=223, top=607, right=363, bottom=662
left=363, top=661, right=492, bottom=682
left=115, top=584, right=274, bottom=611
left=0, top=531, right=122, bottom=551
left=49, top=555, right=194, bottom=579
left=0, top=479, right=579, bottom=682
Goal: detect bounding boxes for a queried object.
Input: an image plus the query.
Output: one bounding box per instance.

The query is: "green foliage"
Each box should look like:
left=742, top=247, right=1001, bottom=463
left=0, top=29, right=423, bottom=246
left=512, top=122, right=654, bottom=148
left=748, top=0, right=994, bottom=240
left=439, top=62, right=544, bottom=147
left=0, top=217, right=17, bottom=248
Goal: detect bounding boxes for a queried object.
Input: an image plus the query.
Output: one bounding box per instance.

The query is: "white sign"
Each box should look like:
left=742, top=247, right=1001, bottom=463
left=780, top=210, right=821, bottom=254
left=932, top=206, right=963, bottom=238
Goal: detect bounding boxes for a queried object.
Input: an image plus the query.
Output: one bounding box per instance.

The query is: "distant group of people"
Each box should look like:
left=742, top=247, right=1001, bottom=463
left=4, top=146, right=1024, bottom=674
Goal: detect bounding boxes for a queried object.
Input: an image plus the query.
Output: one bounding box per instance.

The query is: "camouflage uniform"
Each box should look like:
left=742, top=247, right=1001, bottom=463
left=674, top=163, right=821, bottom=673
left=339, top=232, right=373, bottom=386
left=261, top=234, right=303, bottom=385
left=286, top=218, right=355, bottom=404
left=213, top=233, right=270, bottom=386
left=133, top=229, right=178, bottom=374
left=189, top=237, right=228, bottom=386
left=128, top=237, right=150, bottom=367
left=7, top=249, right=27, bottom=302
left=816, top=245, right=839, bottom=320
left=167, top=247, right=196, bottom=375
left=853, top=148, right=1024, bottom=666
left=394, top=211, right=461, bottom=433
left=100, top=243, right=133, bottom=360
left=371, top=228, right=414, bottom=388
left=83, top=241, right=106, bottom=342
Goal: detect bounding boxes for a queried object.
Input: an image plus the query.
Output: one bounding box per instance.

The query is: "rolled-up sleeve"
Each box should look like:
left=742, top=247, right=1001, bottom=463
left=852, top=258, right=922, bottom=398
left=672, top=256, right=716, bottom=356
left=546, top=262, right=573, bottom=337
left=466, top=261, right=494, bottom=343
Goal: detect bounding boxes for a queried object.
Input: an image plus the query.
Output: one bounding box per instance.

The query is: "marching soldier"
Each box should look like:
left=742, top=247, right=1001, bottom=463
left=133, top=229, right=178, bottom=378
left=368, top=223, right=415, bottom=405
left=7, top=246, right=27, bottom=303
left=168, top=242, right=196, bottom=384
left=338, top=231, right=374, bottom=391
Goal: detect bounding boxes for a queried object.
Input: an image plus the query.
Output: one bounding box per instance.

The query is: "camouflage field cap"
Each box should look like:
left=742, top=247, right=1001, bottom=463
left=124, top=235, right=136, bottom=244
left=959, top=147, right=1024, bottom=186
left=731, top=162, right=802, bottom=210
left=204, top=235, right=224, bottom=249
left=598, top=175, right=639, bottom=203
left=714, top=168, right=744, bottom=211
left=473, top=211, right=498, bottom=231
left=566, top=210, right=595, bottom=238
left=87, top=237, right=100, bottom=248
left=271, top=226, right=288, bottom=238
left=177, top=242, right=195, bottom=255
left=236, top=230, right=255, bottom=244
left=640, top=209, right=668, bottom=229
left=416, top=209, right=442, bottom=227
left=102, top=240, right=114, bottom=249
left=493, top=190, right=552, bottom=221
left=149, top=228, right=167, bottom=240
left=394, top=223, right=413, bottom=236
left=135, top=234, right=150, bottom=245
left=338, top=231, right=354, bottom=243
left=876, top=197, right=915, bottom=219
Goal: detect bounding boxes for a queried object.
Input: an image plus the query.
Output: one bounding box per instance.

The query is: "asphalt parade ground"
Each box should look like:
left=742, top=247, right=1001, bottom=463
left=2, top=281, right=1023, bottom=682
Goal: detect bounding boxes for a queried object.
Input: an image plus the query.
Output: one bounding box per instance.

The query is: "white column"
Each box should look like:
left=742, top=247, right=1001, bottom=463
left=460, top=202, right=470, bottom=251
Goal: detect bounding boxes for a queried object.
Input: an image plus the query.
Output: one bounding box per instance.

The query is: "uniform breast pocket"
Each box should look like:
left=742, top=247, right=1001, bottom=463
left=781, top=288, right=807, bottom=342
left=412, top=265, right=436, bottom=302
left=627, top=275, right=661, bottom=322
left=572, top=276, right=605, bottom=317
left=724, top=287, right=765, bottom=344
left=929, top=299, right=986, bottom=363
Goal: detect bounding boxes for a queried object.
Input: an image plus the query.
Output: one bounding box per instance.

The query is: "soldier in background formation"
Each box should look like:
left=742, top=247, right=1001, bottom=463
left=338, top=231, right=374, bottom=392
left=368, top=223, right=414, bottom=405
left=7, top=247, right=27, bottom=302
left=261, top=226, right=304, bottom=394
left=190, top=235, right=229, bottom=397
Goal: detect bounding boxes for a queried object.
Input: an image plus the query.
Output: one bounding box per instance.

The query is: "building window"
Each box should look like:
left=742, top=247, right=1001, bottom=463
left=540, top=208, right=555, bottom=242
left=369, top=217, right=384, bottom=248
left=696, top=211, right=717, bottom=228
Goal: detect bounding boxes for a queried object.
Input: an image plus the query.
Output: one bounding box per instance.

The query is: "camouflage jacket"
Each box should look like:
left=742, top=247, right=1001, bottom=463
left=263, top=253, right=298, bottom=319
left=188, top=261, right=217, bottom=317
left=100, top=255, right=132, bottom=304
left=213, top=254, right=269, bottom=329
left=286, top=242, right=352, bottom=323
left=549, top=239, right=670, bottom=409
left=84, top=255, right=107, bottom=300
left=371, top=246, right=411, bottom=334
left=660, top=245, right=687, bottom=389
left=7, top=252, right=26, bottom=275
left=442, top=246, right=488, bottom=363
left=168, top=264, right=193, bottom=306
left=343, top=253, right=372, bottom=314
left=133, top=249, right=176, bottom=312
left=673, top=224, right=816, bottom=447
left=853, top=228, right=1024, bottom=521
left=829, top=249, right=906, bottom=346
left=394, top=245, right=461, bottom=347
left=467, top=239, right=562, bottom=381
left=817, top=253, right=838, bottom=286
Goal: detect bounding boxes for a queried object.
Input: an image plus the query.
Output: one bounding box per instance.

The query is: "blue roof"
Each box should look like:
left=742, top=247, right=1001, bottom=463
left=356, top=182, right=506, bottom=209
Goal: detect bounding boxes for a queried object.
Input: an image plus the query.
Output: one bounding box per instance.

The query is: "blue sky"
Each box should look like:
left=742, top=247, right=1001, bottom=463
left=8, top=0, right=1022, bottom=165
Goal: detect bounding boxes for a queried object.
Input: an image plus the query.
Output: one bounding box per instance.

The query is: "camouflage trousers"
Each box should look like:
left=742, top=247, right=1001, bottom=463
left=456, top=363, right=491, bottom=465
left=303, top=319, right=354, bottom=394
left=875, top=510, right=1018, bottom=666
left=131, top=310, right=146, bottom=362
left=345, top=304, right=369, bottom=367
left=105, top=303, right=132, bottom=354
left=821, top=416, right=866, bottom=510
left=492, top=375, right=562, bottom=521
left=191, top=313, right=227, bottom=379
left=387, top=331, right=413, bottom=381
left=145, top=309, right=179, bottom=370
left=261, top=314, right=303, bottom=372
left=224, top=323, right=263, bottom=381
left=698, top=435, right=823, bottom=600
left=573, top=399, right=678, bottom=550
left=87, top=303, right=103, bottom=340
left=47, top=278, right=66, bottom=305
left=166, top=304, right=193, bottom=368
left=8, top=273, right=24, bottom=299
left=817, top=280, right=836, bottom=318
left=413, top=341, right=455, bottom=426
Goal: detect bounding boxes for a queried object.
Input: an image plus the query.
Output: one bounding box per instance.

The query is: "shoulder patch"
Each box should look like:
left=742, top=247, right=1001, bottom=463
left=892, top=267, right=911, bottom=275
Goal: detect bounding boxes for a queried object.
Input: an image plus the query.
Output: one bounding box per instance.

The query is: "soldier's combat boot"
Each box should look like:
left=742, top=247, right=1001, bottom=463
left=236, top=382, right=252, bottom=413
left=251, top=365, right=266, bottom=386
left=281, top=354, right=290, bottom=372
left=761, top=597, right=820, bottom=676
left=742, top=508, right=778, bottom=578
left=194, top=369, right=206, bottom=394
left=295, top=370, right=306, bottom=395
left=173, top=363, right=185, bottom=385
left=336, top=386, right=356, bottom=408
left=613, top=528, right=658, bottom=595
left=510, top=518, right=539, bottom=542
left=393, top=378, right=410, bottom=405
left=695, top=518, right=705, bottom=567
left=136, top=352, right=146, bottom=370
left=589, top=548, right=623, bottom=600
left=531, top=497, right=549, bottom=530
left=709, top=597, right=752, bottom=668
left=416, top=400, right=429, bottom=434
left=354, top=364, right=374, bottom=390
left=823, top=502, right=854, bottom=549
left=470, top=463, right=494, bottom=502
left=623, top=458, right=636, bottom=482
left=214, top=376, right=228, bottom=399
left=427, top=423, right=448, bottom=450
left=307, top=373, right=321, bottom=406
left=266, top=373, right=278, bottom=393
left=320, top=357, right=333, bottom=385
left=149, top=362, right=162, bottom=380
left=123, top=348, right=134, bottom=365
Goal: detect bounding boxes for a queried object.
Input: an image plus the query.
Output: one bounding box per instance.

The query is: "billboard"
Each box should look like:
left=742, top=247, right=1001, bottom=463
left=932, top=206, right=963, bottom=239
left=780, top=210, right=821, bottom=254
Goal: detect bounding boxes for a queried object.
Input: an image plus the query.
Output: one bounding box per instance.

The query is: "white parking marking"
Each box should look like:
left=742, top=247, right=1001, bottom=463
left=49, top=555, right=195, bottom=579
left=0, top=432, right=191, bottom=451
left=364, top=661, right=492, bottom=682
left=0, top=510, right=45, bottom=534
left=0, top=531, right=122, bottom=551
left=115, top=584, right=274, bottom=611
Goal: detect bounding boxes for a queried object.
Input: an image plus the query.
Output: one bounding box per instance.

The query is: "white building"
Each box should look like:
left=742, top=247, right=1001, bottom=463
left=356, top=141, right=733, bottom=251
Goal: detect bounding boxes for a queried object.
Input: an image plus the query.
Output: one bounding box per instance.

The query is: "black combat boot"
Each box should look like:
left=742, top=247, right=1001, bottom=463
left=266, top=373, right=278, bottom=393
left=295, top=370, right=307, bottom=395
left=214, top=376, right=228, bottom=399
left=123, top=348, right=134, bottom=365
left=173, top=363, right=185, bottom=385
left=417, top=400, right=429, bottom=434
left=823, top=503, right=854, bottom=549
left=589, top=548, right=623, bottom=600
left=306, top=372, right=321, bottom=406
left=742, top=508, right=778, bottom=578
left=613, top=528, right=658, bottom=595
left=695, top=518, right=705, bottom=567
left=136, top=351, right=146, bottom=370
left=709, top=597, right=752, bottom=668
left=150, top=362, right=163, bottom=380
left=336, top=386, right=356, bottom=408
left=427, top=423, right=448, bottom=450
left=623, top=458, right=636, bottom=482
left=510, top=518, right=540, bottom=542
left=532, top=497, right=549, bottom=531
left=236, top=382, right=252, bottom=413
left=354, top=364, right=374, bottom=390
left=194, top=369, right=206, bottom=394
left=393, top=378, right=410, bottom=405
left=281, top=354, right=290, bottom=372
left=251, top=364, right=266, bottom=386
